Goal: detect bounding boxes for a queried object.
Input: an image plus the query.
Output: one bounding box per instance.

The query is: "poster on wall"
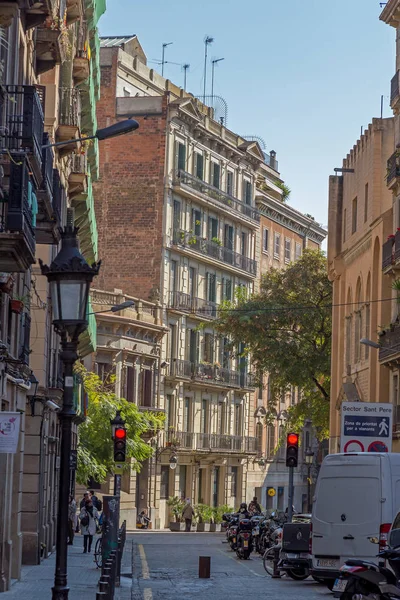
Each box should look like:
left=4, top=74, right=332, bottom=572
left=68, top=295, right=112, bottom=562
left=0, top=412, right=21, bottom=454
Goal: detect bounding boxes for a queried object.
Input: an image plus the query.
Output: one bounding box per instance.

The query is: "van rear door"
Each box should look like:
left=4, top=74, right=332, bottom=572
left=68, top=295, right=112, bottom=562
left=313, top=455, right=382, bottom=564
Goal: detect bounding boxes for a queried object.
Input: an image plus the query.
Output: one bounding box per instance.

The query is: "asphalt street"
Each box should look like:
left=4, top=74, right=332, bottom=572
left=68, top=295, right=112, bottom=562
left=130, top=532, right=333, bottom=600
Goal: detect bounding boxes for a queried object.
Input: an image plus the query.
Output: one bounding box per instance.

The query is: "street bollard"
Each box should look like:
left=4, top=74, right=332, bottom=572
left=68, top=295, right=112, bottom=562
left=198, top=556, right=211, bottom=578
left=271, top=546, right=281, bottom=578
left=96, top=593, right=107, bottom=600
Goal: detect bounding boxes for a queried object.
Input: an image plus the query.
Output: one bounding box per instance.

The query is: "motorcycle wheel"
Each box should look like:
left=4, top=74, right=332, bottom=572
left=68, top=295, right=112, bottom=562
left=311, top=576, right=326, bottom=584
left=287, top=568, right=309, bottom=581
left=263, top=548, right=277, bottom=576
left=242, top=550, right=251, bottom=560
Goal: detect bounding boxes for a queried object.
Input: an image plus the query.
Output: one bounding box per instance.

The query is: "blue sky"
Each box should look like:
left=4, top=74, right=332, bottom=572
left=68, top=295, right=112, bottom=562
left=99, top=0, right=394, bottom=228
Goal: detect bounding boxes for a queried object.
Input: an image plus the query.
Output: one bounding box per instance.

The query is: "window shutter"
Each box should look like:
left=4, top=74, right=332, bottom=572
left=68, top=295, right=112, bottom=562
left=178, top=142, right=186, bottom=171
left=196, top=153, right=204, bottom=180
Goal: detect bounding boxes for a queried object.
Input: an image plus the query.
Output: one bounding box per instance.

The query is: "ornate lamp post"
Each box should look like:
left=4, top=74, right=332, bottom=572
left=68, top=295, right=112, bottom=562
left=305, top=449, right=315, bottom=513
left=40, top=208, right=100, bottom=600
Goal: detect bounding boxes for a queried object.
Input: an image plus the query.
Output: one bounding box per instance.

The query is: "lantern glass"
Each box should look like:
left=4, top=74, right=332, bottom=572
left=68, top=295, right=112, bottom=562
left=50, top=278, right=89, bottom=324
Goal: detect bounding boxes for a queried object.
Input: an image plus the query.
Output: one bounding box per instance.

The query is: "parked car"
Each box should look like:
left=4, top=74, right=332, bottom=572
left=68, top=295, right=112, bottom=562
left=311, top=452, right=400, bottom=590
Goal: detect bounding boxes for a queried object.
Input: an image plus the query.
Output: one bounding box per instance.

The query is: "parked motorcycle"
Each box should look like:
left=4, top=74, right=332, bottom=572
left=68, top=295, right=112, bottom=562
left=223, top=513, right=240, bottom=550
left=333, top=546, right=400, bottom=599
left=236, top=517, right=254, bottom=560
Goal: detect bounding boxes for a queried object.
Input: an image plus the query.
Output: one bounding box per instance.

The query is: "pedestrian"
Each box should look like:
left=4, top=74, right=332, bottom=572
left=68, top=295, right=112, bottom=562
left=68, top=495, right=76, bottom=545
left=248, top=496, right=261, bottom=515
left=79, top=496, right=99, bottom=553
left=182, top=498, right=194, bottom=532
left=238, top=502, right=250, bottom=518
left=89, top=489, right=102, bottom=511
left=80, top=491, right=91, bottom=509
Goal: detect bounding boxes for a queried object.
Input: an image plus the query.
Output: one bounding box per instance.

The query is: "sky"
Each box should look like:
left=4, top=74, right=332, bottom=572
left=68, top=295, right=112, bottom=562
left=99, top=0, right=394, bottom=229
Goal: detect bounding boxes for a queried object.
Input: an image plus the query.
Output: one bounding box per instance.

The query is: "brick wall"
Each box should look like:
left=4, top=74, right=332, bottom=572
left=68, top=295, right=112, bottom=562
left=93, top=49, right=168, bottom=299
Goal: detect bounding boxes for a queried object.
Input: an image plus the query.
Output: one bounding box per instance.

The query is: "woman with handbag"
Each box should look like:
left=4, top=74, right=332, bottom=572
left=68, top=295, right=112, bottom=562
left=79, top=497, right=99, bottom=553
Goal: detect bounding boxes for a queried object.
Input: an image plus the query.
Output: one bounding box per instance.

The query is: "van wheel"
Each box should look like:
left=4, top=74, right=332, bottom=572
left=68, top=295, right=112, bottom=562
left=287, top=568, right=309, bottom=581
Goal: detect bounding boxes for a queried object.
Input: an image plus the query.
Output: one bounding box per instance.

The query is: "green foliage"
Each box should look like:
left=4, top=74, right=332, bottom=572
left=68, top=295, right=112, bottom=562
left=212, top=504, right=234, bottom=524
left=194, top=503, right=214, bottom=523
left=166, top=496, right=186, bottom=522
left=276, top=181, right=291, bottom=202
left=216, top=249, right=331, bottom=438
left=76, top=366, right=164, bottom=485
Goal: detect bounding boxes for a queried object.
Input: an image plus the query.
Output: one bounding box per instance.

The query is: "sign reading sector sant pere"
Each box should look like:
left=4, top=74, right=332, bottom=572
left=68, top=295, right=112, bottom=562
left=340, top=402, right=393, bottom=453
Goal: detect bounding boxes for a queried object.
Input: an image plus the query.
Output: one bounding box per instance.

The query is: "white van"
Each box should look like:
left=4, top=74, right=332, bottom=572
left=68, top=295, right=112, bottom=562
left=311, top=452, right=400, bottom=587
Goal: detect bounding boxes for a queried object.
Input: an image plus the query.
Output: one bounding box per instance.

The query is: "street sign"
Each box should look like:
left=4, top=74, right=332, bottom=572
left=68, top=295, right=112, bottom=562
left=267, top=488, right=276, bottom=497
left=341, top=402, right=393, bottom=453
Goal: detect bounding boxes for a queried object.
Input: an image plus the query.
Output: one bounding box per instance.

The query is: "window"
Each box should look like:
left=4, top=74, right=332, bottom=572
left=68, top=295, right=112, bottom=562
left=96, top=362, right=113, bottom=384
left=352, top=197, right=357, bottom=234
left=201, top=399, right=208, bottom=432
left=234, top=403, right=242, bottom=436
left=195, top=152, right=204, bottom=180
left=169, top=323, right=177, bottom=361
left=295, top=242, right=302, bottom=261
left=263, top=228, right=269, bottom=253
left=173, top=199, right=181, bottom=232
left=183, top=397, right=191, bottom=432
left=267, top=424, right=276, bottom=457
left=241, top=232, right=247, bottom=256
left=125, top=365, right=135, bottom=402
left=364, top=183, right=369, bottom=223
left=204, top=333, right=214, bottom=363
left=165, top=394, right=174, bottom=431
left=212, top=162, right=220, bottom=189
left=274, top=233, right=281, bottom=258
left=365, top=303, right=370, bottom=359
left=189, top=267, right=197, bottom=298
left=343, top=208, right=347, bottom=242
left=198, top=468, right=203, bottom=503
left=206, top=272, right=216, bottom=303
left=217, top=402, right=226, bottom=434
left=220, top=337, right=230, bottom=369
left=284, top=238, right=291, bottom=263
left=231, top=466, right=238, bottom=498
left=227, top=171, right=234, bottom=196
left=208, top=216, right=218, bottom=240
left=192, top=208, right=201, bottom=236
left=177, top=141, right=186, bottom=171
left=170, top=260, right=177, bottom=297
left=187, top=329, right=199, bottom=363
left=243, top=180, right=252, bottom=205
left=224, top=224, right=234, bottom=250
left=140, top=369, right=153, bottom=407
left=256, top=422, right=263, bottom=455
left=222, top=278, right=232, bottom=301
left=160, top=466, right=170, bottom=499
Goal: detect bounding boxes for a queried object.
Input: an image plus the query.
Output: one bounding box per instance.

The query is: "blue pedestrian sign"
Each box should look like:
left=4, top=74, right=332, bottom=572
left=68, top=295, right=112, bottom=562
left=341, top=402, right=393, bottom=453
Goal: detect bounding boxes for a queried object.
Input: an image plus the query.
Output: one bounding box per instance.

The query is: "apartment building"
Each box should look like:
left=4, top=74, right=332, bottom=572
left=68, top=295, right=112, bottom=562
left=93, top=36, right=285, bottom=527
left=0, top=0, right=103, bottom=589
left=328, top=118, right=394, bottom=452
left=246, top=187, right=326, bottom=511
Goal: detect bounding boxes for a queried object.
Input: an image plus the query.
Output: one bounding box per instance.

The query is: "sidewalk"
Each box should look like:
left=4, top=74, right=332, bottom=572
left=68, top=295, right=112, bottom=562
left=2, top=535, right=133, bottom=600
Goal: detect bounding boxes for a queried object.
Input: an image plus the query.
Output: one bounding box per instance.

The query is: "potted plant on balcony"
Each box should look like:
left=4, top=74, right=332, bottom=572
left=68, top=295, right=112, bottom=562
left=10, top=294, right=29, bottom=314
left=195, top=504, right=213, bottom=532
left=0, top=273, right=14, bottom=294
left=211, top=237, right=222, bottom=246
left=167, top=496, right=186, bottom=531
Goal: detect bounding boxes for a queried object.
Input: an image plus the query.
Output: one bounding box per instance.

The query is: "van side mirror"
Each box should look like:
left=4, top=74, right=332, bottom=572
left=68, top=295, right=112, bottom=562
left=368, top=536, right=379, bottom=544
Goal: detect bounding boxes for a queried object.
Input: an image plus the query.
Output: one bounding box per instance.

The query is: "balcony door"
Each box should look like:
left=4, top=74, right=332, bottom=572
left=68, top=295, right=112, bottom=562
left=213, top=467, right=220, bottom=507
left=208, top=216, right=218, bottom=241
left=201, top=399, right=208, bottom=433
left=206, top=272, right=216, bottom=303
left=187, top=328, right=199, bottom=364
left=183, top=397, right=191, bottom=432
left=189, top=267, right=197, bottom=299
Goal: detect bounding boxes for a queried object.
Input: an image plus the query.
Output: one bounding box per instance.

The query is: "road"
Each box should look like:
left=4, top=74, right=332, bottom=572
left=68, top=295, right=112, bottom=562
left=129, top=532, right=333, bottom=600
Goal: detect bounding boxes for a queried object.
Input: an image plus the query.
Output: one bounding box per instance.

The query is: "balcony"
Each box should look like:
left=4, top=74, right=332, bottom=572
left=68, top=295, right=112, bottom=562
left=36, top=133, right=61, bottom=244
left=0, top=156, right=36, bottom=272
left=168, top=291, right=219, bottom=319
left=66, top=0, right=84, bottom=24
left=35, top=23, right=68, bottom=75
left=391, top=71, right=400, bottom=112
left=172, top=230, right=257, bottom=276
left=379, top=324, right=400, bottom=365
left=387, top=152, right=400, bottom=189
left=173, top=170, right=260, bottom=224
left=167, top=430, right=194, bottom=449
left=68, top=153, right=88, bottom=198
left=1, top=85, right=44, bottom=186
left=56, top=87, right=82, bottom=156
left=73, top=22, right=90, bottom=83
left=196, top=433, right=257, bottom=454
left=169, top=358, right=192, bottom=379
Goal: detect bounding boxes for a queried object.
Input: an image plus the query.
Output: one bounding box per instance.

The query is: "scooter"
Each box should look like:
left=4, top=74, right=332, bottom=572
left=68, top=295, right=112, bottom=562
left=236, top=517, right=253, bottom=560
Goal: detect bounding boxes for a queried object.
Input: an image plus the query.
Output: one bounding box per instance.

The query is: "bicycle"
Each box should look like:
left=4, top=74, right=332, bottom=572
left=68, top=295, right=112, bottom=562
left=94, top=536, right=102, bottom=569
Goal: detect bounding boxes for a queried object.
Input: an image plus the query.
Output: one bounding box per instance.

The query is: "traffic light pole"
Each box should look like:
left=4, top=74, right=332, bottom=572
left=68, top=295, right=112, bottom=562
left=287, top=466, right=294, bottom=523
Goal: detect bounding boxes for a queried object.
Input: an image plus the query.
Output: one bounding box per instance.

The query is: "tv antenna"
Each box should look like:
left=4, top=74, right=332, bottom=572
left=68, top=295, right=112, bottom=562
left=203, top=35, right=214, bottom=102
left=182, top=63, right=190, bottom=90
left=161, top=42, right=173, bottom=76
left=211, top=57, right=224, bottom=103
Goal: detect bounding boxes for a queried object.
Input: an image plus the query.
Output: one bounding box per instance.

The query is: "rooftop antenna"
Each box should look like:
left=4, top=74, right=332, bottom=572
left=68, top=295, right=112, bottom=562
left=381, top=94, right=384, bottom=119
left=211, top=57, right=224, bottom=104
left=203, top=35, right=214, bottom=102
left=182, top=63, right=190, bottom=90
left=161, top=42, right=173, bottom=77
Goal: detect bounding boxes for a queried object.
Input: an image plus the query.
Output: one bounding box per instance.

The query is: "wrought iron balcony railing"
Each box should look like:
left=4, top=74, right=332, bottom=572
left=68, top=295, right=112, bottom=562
left=175, top=170, right=260, bottom=222
left=382, top=238, right=395, bottom=270
left=169, top=291, right=219, bottom=319
left=173, top=229, right=257, bottom=275
left=387, top=152, right=400, bottom=186
left=6, top=156, right=36, bottom=257
left=59, top=87, right=81, bottom=128
left=169, top=358, right=192, bottom=378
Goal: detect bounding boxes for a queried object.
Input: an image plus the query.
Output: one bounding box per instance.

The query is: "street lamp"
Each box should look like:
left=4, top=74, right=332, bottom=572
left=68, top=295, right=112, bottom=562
left=169, top=453, right=178, bottom=470
left=305, top=449, right=314, bottom=513
left=40, top=208, right=100, bottom=600
left=42, top=119, right=139, bottom=150
left=360, top=338, right=381, bottom=350
left=27, top=371, right=39, bottom=416
left=88, top=300, right=135, bottom=316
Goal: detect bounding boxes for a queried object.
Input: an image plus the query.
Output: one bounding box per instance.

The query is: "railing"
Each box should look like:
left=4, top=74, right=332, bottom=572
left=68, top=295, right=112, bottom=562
left=387, top=152, right=400, bottom=185
left=7, top=156, right=36, bottom=255
left=263, top=151, right=278, bottom=171
left=175, top=170, right=260, bottom=222
left=1, top=85, right=44, bottom=179
left=391, top=71, right=400, bottom=105
left=382, top=238, right=395, bottom=270
left=41, top=133, right=54, bottom=201
left=396, top=230, right=400, bottom=263
left=169, top=358, right=192, bottom=378
left=169, top=291, right=219, bottom=318
left=379, top=325, right=400, bottom=362
left=196, top=433, right=257, bottom=453
left=173, top=230, right=257, bottom=275
left=169, top=291, right=191, bottom=311
left=168, top=430, right=194, bottom=449
left=59, top=87, right=81, bottom=127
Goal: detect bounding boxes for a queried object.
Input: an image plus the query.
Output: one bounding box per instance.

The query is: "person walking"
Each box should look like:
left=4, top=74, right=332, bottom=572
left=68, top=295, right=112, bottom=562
left=80, top=491, right=91, bottom=509
left=68, top=495, right=76, bottom=545
left=79, top=496, right=99, bottom=553
left=89, top=489, right=102, bottom=512
left=182, top=498, right=194, bottom=532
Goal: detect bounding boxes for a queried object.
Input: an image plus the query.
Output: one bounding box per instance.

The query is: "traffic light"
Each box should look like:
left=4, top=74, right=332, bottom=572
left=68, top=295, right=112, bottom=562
left=286, top=432, right=299, bottom=468
left=113, top=426, right=127, bottom=462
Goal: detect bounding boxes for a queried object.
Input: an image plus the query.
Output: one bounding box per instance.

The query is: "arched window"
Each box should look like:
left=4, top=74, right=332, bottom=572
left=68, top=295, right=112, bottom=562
left=256, top=422, right=263, bottom=456
left=365, top=274, right=371, bottom=360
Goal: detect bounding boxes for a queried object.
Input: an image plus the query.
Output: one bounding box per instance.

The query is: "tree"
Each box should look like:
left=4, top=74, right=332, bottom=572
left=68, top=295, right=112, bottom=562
left=216, top=249, right=332, bottom=438
left=76, top=365, right=164, bottom=484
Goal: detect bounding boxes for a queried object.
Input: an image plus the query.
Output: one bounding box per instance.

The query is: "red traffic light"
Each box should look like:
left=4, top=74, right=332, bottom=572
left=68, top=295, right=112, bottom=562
left=115, top=427, right=126, bottom=440
left=287, top=433, right=298, bottom=445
